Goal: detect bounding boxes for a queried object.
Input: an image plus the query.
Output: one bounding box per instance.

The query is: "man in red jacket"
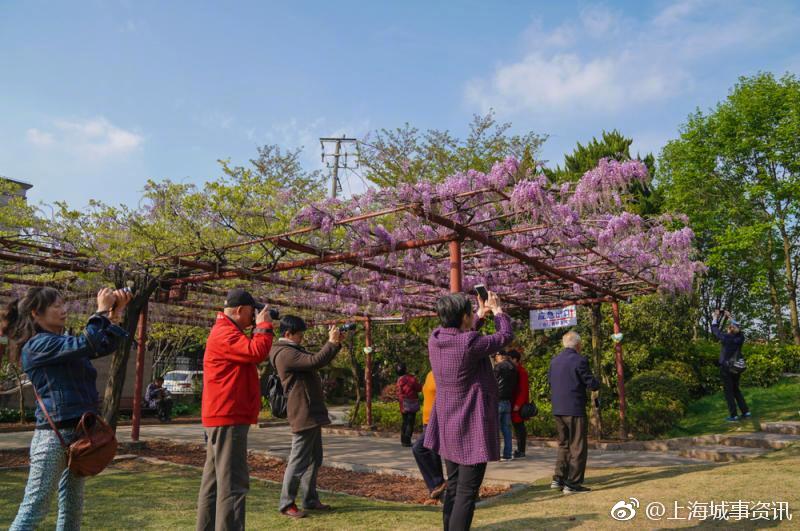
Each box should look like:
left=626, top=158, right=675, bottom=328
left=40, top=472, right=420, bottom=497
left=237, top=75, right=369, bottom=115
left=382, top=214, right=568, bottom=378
left=196, top=288, right=274, bottom=531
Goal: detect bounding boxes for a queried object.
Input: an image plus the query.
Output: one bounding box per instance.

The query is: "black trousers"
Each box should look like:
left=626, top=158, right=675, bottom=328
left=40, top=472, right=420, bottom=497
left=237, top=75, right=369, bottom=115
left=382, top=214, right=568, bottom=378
left=720, top=367, right=749, bottom=417
left=412, top=425, right=444, bottom=492
left=442, top=460, right=486, bottom=531
left=553, top=415, right=588, bottom=487
left=156, top=398, right=173, bottom=421
left=401, top=411, right=416, bottom=445
left=512, top=421, right=527, bottom=454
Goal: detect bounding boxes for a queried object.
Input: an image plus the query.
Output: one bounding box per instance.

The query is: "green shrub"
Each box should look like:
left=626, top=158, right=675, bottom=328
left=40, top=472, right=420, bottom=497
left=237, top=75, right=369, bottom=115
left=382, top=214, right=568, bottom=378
left=172, top=402, right=200, bottom=417
left=653, top=360, right=702, bottom=397
left=626, top=370, right=690, bottom=410
left=379, top=383, right=399, bottom=403
left=775, top=345, right=800, bottom=373
left=348, top=401, right=422, bottom=431
left=780, top=345, right=800, bottom=372
left=740, top=345, right=784, bottom=387
left=525, top=401, right=557, bottom=438
left=0, top=408, right=21, bottom=423
left=627, top=396, right=686, bottom=439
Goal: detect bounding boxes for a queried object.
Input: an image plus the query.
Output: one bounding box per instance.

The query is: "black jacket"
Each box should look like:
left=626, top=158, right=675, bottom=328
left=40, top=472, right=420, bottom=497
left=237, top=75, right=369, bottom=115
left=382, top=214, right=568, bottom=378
left=711, top=321, right=744, bottom=367
left=494, top=360, right=518, bottom=401
left=548, top=348, right=600, bottom=417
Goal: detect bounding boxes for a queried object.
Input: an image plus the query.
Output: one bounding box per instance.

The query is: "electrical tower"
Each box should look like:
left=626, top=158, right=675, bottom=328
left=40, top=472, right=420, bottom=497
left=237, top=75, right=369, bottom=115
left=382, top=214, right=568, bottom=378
left=320, top=135, right=359, bottom=198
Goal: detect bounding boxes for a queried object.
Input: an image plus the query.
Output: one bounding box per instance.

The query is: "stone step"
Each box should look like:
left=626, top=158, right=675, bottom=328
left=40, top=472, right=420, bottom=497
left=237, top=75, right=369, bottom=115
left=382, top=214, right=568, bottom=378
left=761, top=421, right=800, bottom=435
left=718, top=432, right=800, bottom=450
left=678, top=445, right=771, bottom=463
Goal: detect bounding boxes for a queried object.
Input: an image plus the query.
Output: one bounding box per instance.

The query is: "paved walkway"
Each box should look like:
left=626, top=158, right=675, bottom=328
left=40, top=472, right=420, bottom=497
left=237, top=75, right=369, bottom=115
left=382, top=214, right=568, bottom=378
left=0, top=423, right=708, bottom=485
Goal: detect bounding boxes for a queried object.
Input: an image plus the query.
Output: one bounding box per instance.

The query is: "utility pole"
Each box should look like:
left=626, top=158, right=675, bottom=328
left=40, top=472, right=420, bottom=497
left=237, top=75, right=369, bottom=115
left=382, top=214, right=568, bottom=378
left=320, top=135, right=358, bottom=199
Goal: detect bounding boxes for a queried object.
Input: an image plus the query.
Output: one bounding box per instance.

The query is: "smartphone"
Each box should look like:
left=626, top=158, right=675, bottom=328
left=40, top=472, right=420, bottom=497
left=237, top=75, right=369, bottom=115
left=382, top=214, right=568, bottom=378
left=474, top=284, right=488, bottom=302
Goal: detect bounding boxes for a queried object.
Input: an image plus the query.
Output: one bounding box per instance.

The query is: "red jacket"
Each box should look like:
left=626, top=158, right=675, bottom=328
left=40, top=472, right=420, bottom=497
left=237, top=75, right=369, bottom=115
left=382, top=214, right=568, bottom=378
left=202, top=313, right=273, bottom=427
left=397, top=374, right=422, bottom=413
left=511, top=363, right=530, bottom=424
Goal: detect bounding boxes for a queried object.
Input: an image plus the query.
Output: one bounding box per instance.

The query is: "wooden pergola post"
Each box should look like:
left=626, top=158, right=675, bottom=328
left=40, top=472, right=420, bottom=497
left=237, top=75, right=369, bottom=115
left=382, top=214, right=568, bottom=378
left=364, top=318, right=374, bottom=428
left=611, top=301, right=626, bottom=439
left=449, top=240, right=462, bottom=293
left=131, top=302, right=148, bottom=442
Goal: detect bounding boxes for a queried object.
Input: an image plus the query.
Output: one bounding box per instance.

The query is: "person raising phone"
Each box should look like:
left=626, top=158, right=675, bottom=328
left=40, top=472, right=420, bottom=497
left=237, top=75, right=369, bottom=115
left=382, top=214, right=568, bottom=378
left=3, top=287, right=131, bottom=530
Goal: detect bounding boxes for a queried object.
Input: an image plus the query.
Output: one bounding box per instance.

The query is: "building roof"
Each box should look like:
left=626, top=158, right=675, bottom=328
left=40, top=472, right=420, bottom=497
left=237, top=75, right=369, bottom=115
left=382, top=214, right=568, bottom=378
left=0, top=176, right=33, bottom=190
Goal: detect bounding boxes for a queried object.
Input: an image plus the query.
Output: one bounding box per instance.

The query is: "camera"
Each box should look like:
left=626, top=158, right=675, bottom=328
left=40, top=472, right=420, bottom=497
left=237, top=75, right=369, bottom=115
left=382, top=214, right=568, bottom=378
left=269, top=308, right=280, bottom=320
left=339, top=323, right=357, bottom=333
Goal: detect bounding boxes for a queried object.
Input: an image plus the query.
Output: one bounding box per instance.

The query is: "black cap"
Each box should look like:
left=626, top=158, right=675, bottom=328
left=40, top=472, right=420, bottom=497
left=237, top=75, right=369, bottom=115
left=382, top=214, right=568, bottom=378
left=224, top=288, right=264, bottom=311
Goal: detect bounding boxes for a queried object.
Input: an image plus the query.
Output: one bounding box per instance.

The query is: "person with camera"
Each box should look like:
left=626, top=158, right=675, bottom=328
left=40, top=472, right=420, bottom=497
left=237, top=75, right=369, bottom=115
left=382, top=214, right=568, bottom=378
left=396, top=362, right=422, bottom=447
left=2, top=286, right=131, bottom=530
left=711, top=310, right=750, bottom=421
left=549, top=331, right=599, bottom=495
left=196, top=288, right=274, bottom=531
left=270, top=315, right=343, bottom=519
left=424, top=291, right=514, bottom=531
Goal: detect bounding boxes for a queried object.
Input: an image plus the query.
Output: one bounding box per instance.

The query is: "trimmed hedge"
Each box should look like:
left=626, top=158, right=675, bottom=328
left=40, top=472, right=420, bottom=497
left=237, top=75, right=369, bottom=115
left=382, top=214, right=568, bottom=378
left=626, top=370, right=691, bottom=410
left=348, top=401, right=423, bottom=431
left=653, top=360, right=701, bottom=397
left=627, top=396, right=686, bottom=439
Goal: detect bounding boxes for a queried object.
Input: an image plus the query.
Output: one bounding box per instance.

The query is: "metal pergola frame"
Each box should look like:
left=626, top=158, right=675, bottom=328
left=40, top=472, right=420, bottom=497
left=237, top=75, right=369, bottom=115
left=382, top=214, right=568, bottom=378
left=0, top=185, right=661, bottom=440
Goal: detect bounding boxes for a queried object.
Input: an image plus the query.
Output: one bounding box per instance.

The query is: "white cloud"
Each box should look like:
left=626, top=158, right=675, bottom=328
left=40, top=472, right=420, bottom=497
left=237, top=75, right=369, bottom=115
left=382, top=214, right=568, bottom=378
left=25, top=117, right=143, bottom=160
left=466, top=50, right=681, bottom=113
left=26, top=128, right=54, bottom=146
left=465, top=1, right=798, bottom=116
left=652, top=0, right=704, bottom=27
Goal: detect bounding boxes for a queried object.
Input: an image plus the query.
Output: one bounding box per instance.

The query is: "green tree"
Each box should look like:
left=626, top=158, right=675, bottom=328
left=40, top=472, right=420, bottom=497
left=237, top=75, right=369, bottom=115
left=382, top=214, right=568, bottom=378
left=659, top=72, right=800, bottom=343
left=548, top=129, right=660, bottom=215
left=359, top=111, right=547, bottom=187
left=2, top=145, right=325, bottom=428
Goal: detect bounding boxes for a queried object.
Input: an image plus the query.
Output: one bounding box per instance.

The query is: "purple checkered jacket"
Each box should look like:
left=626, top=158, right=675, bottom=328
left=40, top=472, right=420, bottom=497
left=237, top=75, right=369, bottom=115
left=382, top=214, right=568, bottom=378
left=423, top=313, right=514, bottom=465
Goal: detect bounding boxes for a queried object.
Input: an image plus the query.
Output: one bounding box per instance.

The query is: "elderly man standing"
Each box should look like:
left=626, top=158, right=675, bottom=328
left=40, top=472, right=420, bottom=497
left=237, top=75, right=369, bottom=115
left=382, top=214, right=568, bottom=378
left=196, top=288, right=274, bottom=531
left=548, top=331, right=599, bottom=495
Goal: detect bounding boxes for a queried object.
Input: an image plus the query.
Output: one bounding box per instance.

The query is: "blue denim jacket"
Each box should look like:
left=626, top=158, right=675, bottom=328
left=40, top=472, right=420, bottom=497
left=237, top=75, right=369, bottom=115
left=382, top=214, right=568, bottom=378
left=21, top=314, right=128, bottom=427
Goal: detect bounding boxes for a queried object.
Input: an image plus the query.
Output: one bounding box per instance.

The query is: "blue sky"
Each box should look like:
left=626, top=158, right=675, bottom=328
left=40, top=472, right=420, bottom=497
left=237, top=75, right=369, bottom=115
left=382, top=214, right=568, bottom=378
left=2, top=0, right=799, bottom=208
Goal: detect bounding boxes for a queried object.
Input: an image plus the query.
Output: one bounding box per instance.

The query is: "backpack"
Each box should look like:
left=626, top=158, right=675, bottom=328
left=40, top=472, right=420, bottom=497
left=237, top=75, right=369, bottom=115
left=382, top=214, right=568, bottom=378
left=265, top=352, right=291, bottom=419
left=726, top=338, right=747, bottom=374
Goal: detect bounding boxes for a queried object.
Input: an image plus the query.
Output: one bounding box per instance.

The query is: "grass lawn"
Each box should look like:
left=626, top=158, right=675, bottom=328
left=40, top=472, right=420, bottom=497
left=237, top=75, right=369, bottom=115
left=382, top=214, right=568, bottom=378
left=1, top=445, right=799, bottom=529
left=668, top=377, right=800, bottom=438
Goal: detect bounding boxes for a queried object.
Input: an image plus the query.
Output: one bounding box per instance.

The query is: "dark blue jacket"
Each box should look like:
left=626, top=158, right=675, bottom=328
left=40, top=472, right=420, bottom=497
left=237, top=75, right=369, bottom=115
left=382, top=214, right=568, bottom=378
left=548, top=348, right=600, bottom=417
left=711, top=321, right=744, bottom=366
left=21, top=314, right=127, bottom=427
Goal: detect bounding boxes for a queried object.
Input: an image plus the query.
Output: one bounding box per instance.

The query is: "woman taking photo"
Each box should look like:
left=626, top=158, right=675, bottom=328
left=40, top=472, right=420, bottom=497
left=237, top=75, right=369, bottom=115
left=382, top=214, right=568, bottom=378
left=1, top=286, right=131, bottom=530
left=423, top=291, right=514, bottom=531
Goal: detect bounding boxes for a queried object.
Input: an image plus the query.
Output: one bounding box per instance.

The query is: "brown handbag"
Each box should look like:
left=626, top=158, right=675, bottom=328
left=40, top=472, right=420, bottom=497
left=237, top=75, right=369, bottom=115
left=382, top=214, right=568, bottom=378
left=33, top=387, right=117, bottom=477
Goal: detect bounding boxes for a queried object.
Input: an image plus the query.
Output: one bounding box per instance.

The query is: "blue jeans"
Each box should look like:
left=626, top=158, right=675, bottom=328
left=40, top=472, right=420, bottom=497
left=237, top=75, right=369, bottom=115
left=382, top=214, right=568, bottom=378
left=11, top=428, right=85, bottom=531
left=498, top=400, right=513, bottom=459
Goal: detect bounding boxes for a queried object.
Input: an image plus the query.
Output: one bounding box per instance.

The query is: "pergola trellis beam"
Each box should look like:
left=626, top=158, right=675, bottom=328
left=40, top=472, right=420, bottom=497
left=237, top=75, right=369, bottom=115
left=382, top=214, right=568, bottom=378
left=417, top=209, right=625, bottom=301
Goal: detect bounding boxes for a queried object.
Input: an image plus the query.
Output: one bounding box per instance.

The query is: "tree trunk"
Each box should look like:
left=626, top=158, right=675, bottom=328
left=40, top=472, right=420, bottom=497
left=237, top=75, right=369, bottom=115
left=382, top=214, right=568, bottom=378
left=346, top=338, right=362, bottom=427
left=767, top=235, right=788, bottom=342
left=101, top=301, right=143, bottom=429
left=588, top=303, right=603, bottom=439
left=101, top=277, right=159, bottom=430
left=776, top=206, right=800, bottom=345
